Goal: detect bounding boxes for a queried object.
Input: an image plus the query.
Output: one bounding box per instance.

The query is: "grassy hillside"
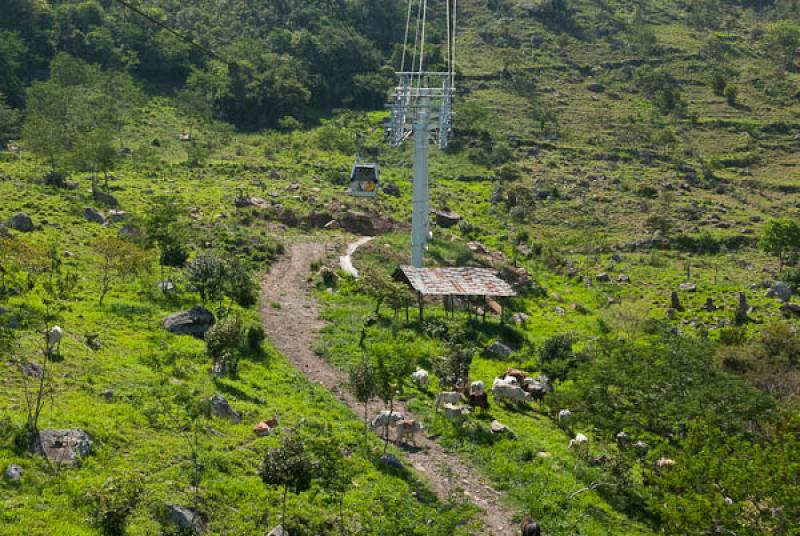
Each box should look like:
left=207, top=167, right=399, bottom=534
left=2, top=0, right=800, bottom=535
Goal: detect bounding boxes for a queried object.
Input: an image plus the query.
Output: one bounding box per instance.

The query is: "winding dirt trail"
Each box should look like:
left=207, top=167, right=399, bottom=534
left=260, top=241, right=516, bottom=535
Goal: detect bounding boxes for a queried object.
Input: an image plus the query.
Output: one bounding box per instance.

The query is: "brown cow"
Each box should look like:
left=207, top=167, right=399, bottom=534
left=521, top=515, right=541, bottom=536
left=468, top=392, right=489, bottom=413
left=504, top=368, right=527, bottom=385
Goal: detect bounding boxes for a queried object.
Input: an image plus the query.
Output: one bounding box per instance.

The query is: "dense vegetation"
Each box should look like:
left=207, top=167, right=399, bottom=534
left=2, top=0, right=800, bottom=534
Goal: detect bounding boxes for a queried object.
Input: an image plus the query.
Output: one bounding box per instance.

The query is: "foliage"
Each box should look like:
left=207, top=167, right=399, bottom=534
left=93, top=235, right=149, bottom=305
left=764, top=20, right=800, bottom=70
left=85, top=473, right=144, bottom=536
left=185, top=253, right=226, bottom=304
left=537, top=333, right=581, bottom=381
left=761, top=218, right=800, bottom=273
left=635, top=67, right=687, bottom=116
left=259, top=430, right=314, bottom=530
left=205, top=314, right=242, bottom=375
left=349, top=354, right=377, bottom=436
left=0, top=91, right=19, bottom=145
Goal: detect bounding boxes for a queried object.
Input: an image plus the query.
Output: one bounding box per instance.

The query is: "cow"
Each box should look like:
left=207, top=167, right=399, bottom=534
left=410, top=369, right=429, bottom=390
left=44, top=326, right=64, bottom=355
left=520, top=515, right=541, bottom=536
left=395, top=419, right=423, bottom=446
left=370, top=410, right=404, bottom=436
left=502, top=375, right=520, bottom=386
left=469, top=380, right=485, bottom=396
left=523, top=380, right=547, bottom=406
left=468, top=392, right=489, bottom=413
left=492, top=383, right=531, bottom=404
left=616, top=431, right=630, bottom=447
left=435, top=391, right=462, bottom=411
left=568, top=433, right=588, bottom=449
left=504, top=368, right=527, bottom=385
left=557, top=409, right=572, bottom=427
left=655, top=458, right=677, bottom=469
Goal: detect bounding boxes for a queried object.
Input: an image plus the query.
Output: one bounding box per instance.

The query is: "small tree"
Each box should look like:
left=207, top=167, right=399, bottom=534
left=186, top=253, right=226, bottom=304
left=205, top=315, right=242, bottom=376
left=373, top=347, right=415, bottom=453
left=349, top=355, right=377, bottom=440
left=260, top=430, right=314, bottom=532
left=94, top=236, right=149, bottom=305
left=360, top=265, right=395, bottom=315
left=761, top=219, right=800, bottom=274
left=85, top=472, right=144, bottom=536
left=143, top=196, right=189, bottom=283
left=765, top=20, right=800, bottom=71
left=224, top=256, right=257, bottom=308
left=0, top=91, right=19, bottom=146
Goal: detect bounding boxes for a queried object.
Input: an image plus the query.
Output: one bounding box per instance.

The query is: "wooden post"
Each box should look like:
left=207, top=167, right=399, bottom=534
left=482, top=295, right=487, bottom=324
left=418, top=292, right=424, bottom=321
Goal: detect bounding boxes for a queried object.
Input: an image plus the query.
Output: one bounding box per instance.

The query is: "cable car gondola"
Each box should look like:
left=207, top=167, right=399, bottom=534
left=350, top=161, right=379, bottom=197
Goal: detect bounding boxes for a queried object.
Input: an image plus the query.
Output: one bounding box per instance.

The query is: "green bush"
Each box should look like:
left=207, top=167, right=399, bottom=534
left=246, top=324, right=266, bottom=353
left=85, top=473, right=144, bottom=536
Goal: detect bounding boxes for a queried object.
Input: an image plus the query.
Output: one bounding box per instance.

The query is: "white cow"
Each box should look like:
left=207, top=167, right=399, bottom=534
left=370, top=410, right=404, bottom=434
left=469, top=380, right=485, bottom=396
left=491, top=383, right=531, bottom=403
left=492, top=377, right=515, bottom=390
left=435, top=391, right=462, bottom=411
left=568, top=433, right=589, bottom=449
left=410, top=369, right=429, bottom=390
left=395, top=419, right=423, bottom=445
left=44, top=326, right=64, bottom=354
left=558, top=409, right=572, bottom=426
left=502, top=375, right=519, bottom=386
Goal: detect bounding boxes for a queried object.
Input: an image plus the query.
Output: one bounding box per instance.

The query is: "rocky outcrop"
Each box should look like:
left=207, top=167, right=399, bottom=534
left=164, top=307, right=215, bottom=338
left=34, top=429, right=92, bottom=466
left=8, top=212, right=33, bottom=232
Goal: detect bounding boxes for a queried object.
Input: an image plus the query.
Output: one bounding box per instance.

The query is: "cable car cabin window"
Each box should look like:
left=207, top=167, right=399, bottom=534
left=350, top=164, right=379, bottom=197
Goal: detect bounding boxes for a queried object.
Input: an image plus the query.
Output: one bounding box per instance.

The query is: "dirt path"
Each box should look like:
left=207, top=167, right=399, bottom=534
left=260, top=241, right=516, bottom=535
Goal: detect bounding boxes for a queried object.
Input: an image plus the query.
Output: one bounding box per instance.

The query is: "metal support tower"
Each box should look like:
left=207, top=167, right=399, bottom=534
left=387, top=72, right=454, bottom=267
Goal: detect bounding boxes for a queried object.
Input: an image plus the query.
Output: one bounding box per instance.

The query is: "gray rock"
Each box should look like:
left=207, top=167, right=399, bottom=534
left=484, top=340, right=514, bottom=359
left=617, top=274, right=630, bottom=283
left=119, top=224, right=141, bottom=239
left=9, top=212, right=33, bottom=232
left=166, top=505, right=202, bottom=533
left=20, top=362, right=43, bottom=378
left=433, top=209, right=461, bottom=228
left=34, top=429, right=92, bottom=465
left=490, top=420, right=512, bottom=435
left=767, top=282, right=792, bottom=302
left=108, top=210, right=128, bottom=222
left=679, top=282, right=697, bottom=292
left=164, top=307, right=215, bottom=338
left=378, top=453, right=404, bottom=469
left=84, top=207, right=106, bottom=224
left=781, top=302, right=800, bottom=315
left=3, top=464, right=23, bottom=483
left=381, top=182, right=400, bottom=197
left=595, top=272, right=610, bottom=282
left=157, top=280, right=175, bottom=292
left=93, top=190, right=118, bottom=207
left=206, top=395, right=241, bottom=424
left=671, top=291, right=683, bottom=311
left=101, top=389, right=114, bottom=401
left=267, top=526, right=288, bottom=536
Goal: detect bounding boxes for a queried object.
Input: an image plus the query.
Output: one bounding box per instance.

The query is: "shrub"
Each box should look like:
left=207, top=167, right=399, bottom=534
left=246, top=324, right=266, bottom=353
left=537, top=333, right=584, bottom=381
left=205, top=315, right=243, bottom=375
left=224, top=257, right=257, bottom=307
left=85, top=473, right=144, bottom=536
left=186, top=253, right=226, bottom=303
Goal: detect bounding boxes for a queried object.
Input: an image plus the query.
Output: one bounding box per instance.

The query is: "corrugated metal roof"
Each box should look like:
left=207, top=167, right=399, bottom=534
left=397, top=266, right=517, bottom=297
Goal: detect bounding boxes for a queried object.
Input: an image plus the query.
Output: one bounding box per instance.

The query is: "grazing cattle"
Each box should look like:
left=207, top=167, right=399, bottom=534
left=435, top=391, right=462, bottom=411
left=442, top=403, right=469, bottom=421
left=520, top=515, right=541, bottom=536
left=469, top=380, right=485, bottom=395
left=492, top=383, right=531, bottom=404
left=655, top=458, right=677, bottom=469
left=395, top=419, right=423, bottom=446
left=504, top=368, right=527, bottom=385
left=523, top=380, right=547, bottom=406
left=44, top=326, right=64, bottom=354
left=531, top=375, right=552, bottom=392
left=557, top=409, right=572, bottom=427
left=502, top=375, right=520, bottom=386
left=410, top=369, right=429, bottom=390
left=634, top=440, right=649, bottom=451
left=568, top=433, right=588, bottom=449
left=370, top=410, right=404, bottom=434
left=492, top=377, right=515, bottom=389
left=468, top=392, right=489, bottom=412
left=616, top=431, right=630, bottom=447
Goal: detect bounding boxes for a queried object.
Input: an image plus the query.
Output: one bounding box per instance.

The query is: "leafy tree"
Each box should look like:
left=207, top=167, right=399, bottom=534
left=223, top=256, right=257, bottom=308
left=537, top=333, right=582, bottom=381
left=0, top=30, right=27, bottom=107
left=0, top=91, right=19, bottom=146
left=373, top=345, right=415, bottom=453
left=94, top=236, right=149, bottom=305
left=260, top=430, right=314, bottom=532
left=360, top=265, right=398, bottom=315
left=143, top=196, right=189, bottom=282
left=636, top=68, right=687, bottom=115
left=348, top=355, right=377, bottom=439
left=186, top=253, right=226, bottom=303
left=205, top=315, right=242, bottom=376
left=761, top=218, right=800, bottom=273
left=765, top=20, right=800, bottom=71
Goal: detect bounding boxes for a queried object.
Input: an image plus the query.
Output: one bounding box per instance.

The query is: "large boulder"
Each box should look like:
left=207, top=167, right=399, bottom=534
left=164, top=307, right=215, bottom=338
left=206, top=395, right=241, bottom=424
left=84, top=207, right=106, bottom=225
left=433, top=209, right=461, bottom=228
left=166, top=505, right=203, bottom=533
left=34, top=429, right=92, bottom=465
left=484, top=340, right=514, bottom=359
left=9, top=212, right=33, bottom=232
left=767, top=282, right=792, bottom=302
left=93, top=190, right=118, bottom=207
left=781, top=302, right=800, bottom=316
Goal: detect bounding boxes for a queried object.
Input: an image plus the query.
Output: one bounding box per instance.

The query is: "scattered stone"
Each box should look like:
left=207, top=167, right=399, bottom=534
left=781, top=302, right=800, bottom=315
left=498, top=264, right=532, bottom=289
left=20, top=362, right=44, bottom=378
left=84, top=207, right=106, bottom=224
left=617, top=274, right=630, bottom=283
left=108, top=210, right=128, bottom=222
left=595, top=272, right=610, bottom=282
left=163, top=307, right=215, bottom=338
left=671, top=292, right=683, bottom=311
left=157, top=280, right=175, bottom=292
left=101, top=389, right=114, bottom=401
left=484, top=340, right=514, bottom=359
left=323, top=219, right=340, bottom=230
left=433, top=209, right=462, bottom=228
left=679, top=282, right=697, bottom=292
left=206, top=395, right=241, bottom=424
left=735, top=293, right=750, bottom=324
left=587, top=82, right=605, bottom=93
left=34, top=429, right=92, bottom=465
left=703, top=297, right=716, bottom=312
left=166, top=505, right=202, bottom=533
left=490, top=420, right=513, bottom=435
left=267, top=526, right=288, bottom=536
left=766, top=282, right=792, bottom=302
left=119, top=224, right=141, bottom=239
left=739, top=228, right=754, bottom=234
left=93, top=190, right=118, bottom=207
left=554, top=306, right=565, bottom=316
left=381, top=182, right=400, bottom=197
left=3, top=464, right=23, bottom=483
left=9, top=212, right=33, bottom=232
left=511, top=312, right=529, bottom=325
left=536, top=451, right=551, bottom=459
